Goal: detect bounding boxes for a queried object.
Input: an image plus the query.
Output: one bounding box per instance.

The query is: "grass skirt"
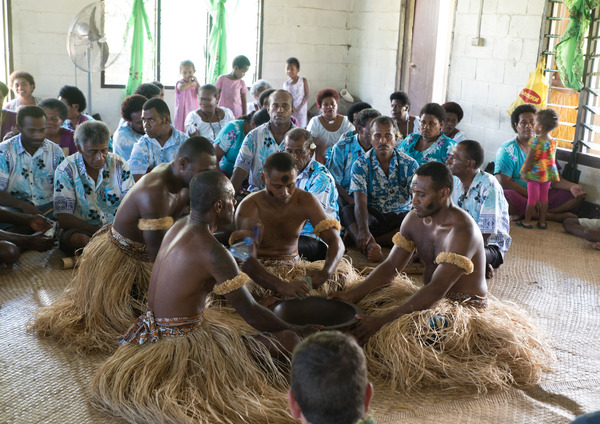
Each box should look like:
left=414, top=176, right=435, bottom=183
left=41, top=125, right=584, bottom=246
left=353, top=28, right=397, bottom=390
left=29, top=227, right=152, bottom=355
left=90, top=308, right=294, bottom=424
left=357, top=274, right=554, bottom=394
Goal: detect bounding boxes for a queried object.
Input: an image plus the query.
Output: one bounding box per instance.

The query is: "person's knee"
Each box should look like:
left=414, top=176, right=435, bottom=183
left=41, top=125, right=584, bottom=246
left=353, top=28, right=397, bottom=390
left=69, top=232, right=91, bottom=249
left=562, top=218, right=579, bottom=231
left=0, top=240, right=21, bottom=267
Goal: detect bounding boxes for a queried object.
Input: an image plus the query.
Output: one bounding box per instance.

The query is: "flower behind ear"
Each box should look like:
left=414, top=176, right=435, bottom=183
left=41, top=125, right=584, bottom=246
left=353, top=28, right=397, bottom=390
left=309, top=142, right=316, bottom=150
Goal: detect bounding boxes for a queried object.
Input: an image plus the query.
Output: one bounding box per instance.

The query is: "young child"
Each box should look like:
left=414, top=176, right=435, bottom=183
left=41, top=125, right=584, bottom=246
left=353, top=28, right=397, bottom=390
left=174, top=60, right=199, bottom=132
left=518, top=108, right=560, bottom=230
left=215, top=55, right=250, bottom=118
left=283, top=57, right=309, bottom=128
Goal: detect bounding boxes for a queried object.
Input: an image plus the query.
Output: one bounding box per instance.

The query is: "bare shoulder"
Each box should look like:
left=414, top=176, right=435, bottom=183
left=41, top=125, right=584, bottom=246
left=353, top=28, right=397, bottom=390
left=206, top=236, right=240, bottom=282
left=399, top=210, right=421, bottom=238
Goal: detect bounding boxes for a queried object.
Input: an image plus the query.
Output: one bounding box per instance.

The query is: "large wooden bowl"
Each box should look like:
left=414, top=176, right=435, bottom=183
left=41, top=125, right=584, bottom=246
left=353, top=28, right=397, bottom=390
left=272, top=296, right=362, bottom=331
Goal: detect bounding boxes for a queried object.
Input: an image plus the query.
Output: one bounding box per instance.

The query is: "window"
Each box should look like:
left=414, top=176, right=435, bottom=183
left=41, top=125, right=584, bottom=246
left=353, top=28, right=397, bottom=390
left=102, top=0, right=261, bottom=89
left=540, top=0, right=600, bottom=177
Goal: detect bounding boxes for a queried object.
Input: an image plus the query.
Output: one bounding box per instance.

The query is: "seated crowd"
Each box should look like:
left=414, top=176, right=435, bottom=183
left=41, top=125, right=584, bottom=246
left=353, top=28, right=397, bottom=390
left=0, top=67, right=591, bottom=423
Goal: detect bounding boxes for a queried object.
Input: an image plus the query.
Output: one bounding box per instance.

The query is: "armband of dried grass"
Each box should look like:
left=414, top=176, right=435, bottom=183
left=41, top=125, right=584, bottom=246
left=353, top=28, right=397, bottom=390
left=213, top=273, right=249, bottom=295
left=228, top=230, right=253, bottom=246
left=138, top=216, right=174, bottom=231
left=313, top=218, right=341, bottom=236
left=392, top=233, right=415, bottom=252
left=434, top=252, right=474, bottom=275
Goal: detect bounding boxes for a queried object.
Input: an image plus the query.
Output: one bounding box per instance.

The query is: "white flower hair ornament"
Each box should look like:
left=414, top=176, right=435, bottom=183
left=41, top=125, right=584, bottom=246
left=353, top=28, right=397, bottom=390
left=309, top=142, right=317, bottom=150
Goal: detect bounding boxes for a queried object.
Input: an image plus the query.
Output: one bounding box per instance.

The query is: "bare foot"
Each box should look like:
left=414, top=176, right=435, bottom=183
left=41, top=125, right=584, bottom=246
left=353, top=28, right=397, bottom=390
left=592, top=242, right=600, bottom=251
left=485, top=264, right=494, bottom=279
left=365, top=241, right=383, bottom=262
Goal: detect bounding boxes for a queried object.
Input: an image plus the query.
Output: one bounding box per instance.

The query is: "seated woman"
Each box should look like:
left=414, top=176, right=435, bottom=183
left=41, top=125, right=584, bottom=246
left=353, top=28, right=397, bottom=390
left=58, top=85, right=94, bottom=130
left=184, top=84, right=235, bottom=143
left=442, top=101, right=467, bottom=142
left=307, top=88, right=355, bottom=164
left=390, top=91, right=419, bottom=140
left=0, top=82, right=17, bottom=141
left=5, top=71, right=41, bottom=111
left=397, top=102, right=456, bottom=165
left=247, top=79, right=272, bottom=113
left=39, top=98, right=78, bottom=156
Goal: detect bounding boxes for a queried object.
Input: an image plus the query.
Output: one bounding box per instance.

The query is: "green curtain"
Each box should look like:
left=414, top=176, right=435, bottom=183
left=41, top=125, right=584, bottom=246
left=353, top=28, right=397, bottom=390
left=206, top=0, right=228, bottom=84
left=554, top=0, right=600, bottom=91
left=125, top=0, right=153, bottom=96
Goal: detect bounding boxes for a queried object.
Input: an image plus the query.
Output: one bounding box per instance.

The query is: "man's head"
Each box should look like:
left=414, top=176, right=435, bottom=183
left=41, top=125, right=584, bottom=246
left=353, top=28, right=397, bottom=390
left=38, top=98, right=68, bottom=137
left=390, top=91, right=410, bottom=122
left=189, top=170, right=236, bottom=225
left=347, top=102, right=372, bottom=126
left=134, top=82, right=162, bottom=99
left=259, top=88, right=276, bottom=109
left=370, top=115, right=398, bottom=161
left=268, top=90, right=294, bottom=127
left=260, top=152, right=298, bottom=204
left=75, top=121, right=111, bottom=172
left=121, top=94, right=147, bottom=135
left=289, top=331, right=373, bottom=424
left=284, top=128, right=314, bottom=172
left=356, top=108, right=381, bottom=147
left=411, top=161, right=454, bottom=218
left=58, top=85, right=87, bottom=120
left=16, top=106, right=46, bottom=152
left=142, top=98, right=171, bottom=140
left=251, top=108, right=270, bottom=129
left=173, top=136, right=217, bottom=185
left=152, top=81, right=165, bottom=99
left=510, top=104, right=537, bottom=141
left=446, top=139, right=484, bottom=177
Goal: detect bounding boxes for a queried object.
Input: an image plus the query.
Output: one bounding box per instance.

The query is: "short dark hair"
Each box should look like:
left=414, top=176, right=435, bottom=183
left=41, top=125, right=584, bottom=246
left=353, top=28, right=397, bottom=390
left=263, top=152, right=297, bottom=175
left=316, top=88, right=339, bottom=108
left=252, top=108, right=270, bottom=127
left=419, top=103, right=446, bottom=123
left=152, top=81, right=164, bottom=90
left=291, top=331, right=368, bottom=424
left=0, top=81, right=8, bottom=99
left=189, top=170, right=229, bottom=214
left=176, top=136, right=216, bottom=162
left=74, top=120, right=110, bottom=148
left=370, top=115, right=398, bottom=133
left=356, top=108, right=381, bottom=128
left=268, top=89, right=293, bottom=109
left=134, top=83, right=161, bottom=99
left=58, top=85, right=87, bottom=112
left=232, top=55, right=251, bottom=69
left=142, top=98, right=171, bottom=118
left=259, top=89, right=276, bottom=107
left=17, top=105, right=46, bottom=127
left=200, top=84, right=218, bottom=98
left=120, top=94, right=147, bottom=121
left=9, top=71, right=35, bottom=88
left=536, top=108, right=559, bottom=132
left=415, top=161, right=454, bottom=193
left=38, top=98, right=69, bottom=120
left=442, top=102, right=464, bottom=122
left=346, top=102, right=372, bottom=125
left=285, top=128, right=313, bottom=150
left=458, top=139, right=484, bottom=169
left=390, top=91, right=410, bottom=106
left=510, top=104, right=537, bottom=133
left=286, top=57, right=300, bottom=69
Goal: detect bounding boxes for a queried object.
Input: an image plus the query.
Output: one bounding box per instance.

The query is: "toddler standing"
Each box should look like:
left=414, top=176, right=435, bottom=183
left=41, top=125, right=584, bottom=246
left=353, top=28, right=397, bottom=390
left=215, top=55, right=250, bottom=118
left=283, top=57, right=309, bottom=128
left=518, top=108, right=560, bottom=230
left=174, top=60, right=199, bottom=132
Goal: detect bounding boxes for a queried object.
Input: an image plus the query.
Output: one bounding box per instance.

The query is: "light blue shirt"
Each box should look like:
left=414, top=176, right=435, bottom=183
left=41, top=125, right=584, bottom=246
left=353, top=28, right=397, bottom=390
left=0, top=135, right=65, bottom=207
left=493, top=136, right=528, bottom=189
left=326, top=132, right=369, bottom=192
left=113, top=124, right=143, bottom=161
left=350, top=148, right=418, bottom=214
left=128, top=127, right=188, bottom=175
left=398, top=132, right=456, bottom=165
left=54, top=153, right=134, bottom=226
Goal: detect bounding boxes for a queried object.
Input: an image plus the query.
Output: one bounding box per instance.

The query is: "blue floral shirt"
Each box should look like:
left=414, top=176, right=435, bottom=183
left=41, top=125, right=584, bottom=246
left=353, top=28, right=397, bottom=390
left=493, top=136, right=528, bottom=189
left=296, top=158, right=339, bottom=239
left=234, top=122, right=296, bottom=192
left=452, top=171, right=512, bottom=257
left=326, top=132, right=369, bottom=192
left=128, top=127, right=188, bottom=175
left=54, top=153, right=134, bottom=226
left=113, top=123, right=143, bottom=161
left=0, top=135, right=65, bottom=207
left=398, top=132, right=456, bottom=165
left=214, top=120, right=246, bottom=175
left=350, top=148, right=418, bottom=214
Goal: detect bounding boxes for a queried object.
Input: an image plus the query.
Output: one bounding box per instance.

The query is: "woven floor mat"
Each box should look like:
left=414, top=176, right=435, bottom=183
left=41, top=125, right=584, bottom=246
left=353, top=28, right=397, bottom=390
left=1, top=221, right=598, bottom=423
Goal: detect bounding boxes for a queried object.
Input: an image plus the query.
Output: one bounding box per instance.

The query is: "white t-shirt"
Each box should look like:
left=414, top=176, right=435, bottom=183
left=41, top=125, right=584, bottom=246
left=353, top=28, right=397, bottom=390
left=184, top=107, right=235, bottom=142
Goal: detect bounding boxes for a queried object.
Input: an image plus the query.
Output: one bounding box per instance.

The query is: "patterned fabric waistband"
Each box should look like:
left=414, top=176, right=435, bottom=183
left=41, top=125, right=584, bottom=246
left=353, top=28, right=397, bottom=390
left=446, top=290, right=489, bottom=309
left=119, top=310, right=204, bottom=345
left=105, top=224, right=152, bottom=263
left=258, top=252, right=301, bottom=267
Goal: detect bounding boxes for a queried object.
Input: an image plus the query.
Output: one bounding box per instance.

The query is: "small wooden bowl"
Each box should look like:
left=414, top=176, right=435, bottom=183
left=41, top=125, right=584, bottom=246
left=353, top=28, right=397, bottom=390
left=272, top=296, right=362, bottom=331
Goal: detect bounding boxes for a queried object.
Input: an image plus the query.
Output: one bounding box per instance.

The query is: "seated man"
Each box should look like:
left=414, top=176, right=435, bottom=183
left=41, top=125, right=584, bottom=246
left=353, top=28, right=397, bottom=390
left=113, top=94, right=147, bottom=161
left=563, top=217, right=600, bottom=250
left=54, top=121, right=135, bottom=255
left=233, top=152, right=346, bottom=300
left=0, top=106, right=65, bottom=217
left=327, top=108, right=381, bottom=210
left=128, top=98, right=189, bottom=181
left=332, top=162, right=552, bottom=394
left=447, top=140, right=511, bottom=279
left=289, top=331, right=374, bottom=424
left=0, top=206, right=54, bottom=267
left=91, top=171, right=315, bottom=424
left=31, top=137, right=217, bottom=354
left=284, top=128, right=338, bottom=261
left=494, top=104, right=586, bottom=221
left=343, top=115, right=418, bottom=262
left=231, top=89, right=296, bottom=195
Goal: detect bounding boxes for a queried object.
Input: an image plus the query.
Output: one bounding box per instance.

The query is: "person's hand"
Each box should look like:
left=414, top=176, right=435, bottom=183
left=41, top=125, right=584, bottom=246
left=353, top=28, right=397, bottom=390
left=306, top=269, right=329, bottom=289
left=520, top=171, right=528, bottom=182
left=21, top=232, right=54, bottom=252
left=294, top=324, right=323, bottom=338
left=27, top=214, right=53, bottom=233
left=570, top=184, right=586, bottom=199
left=19, top=203, right=42, bottom=215
left=277, top=278, right=311, bottom=299
left=351, top=314, right=387, bottom=346
left=356, top=229, right=374, bottom=254
left=327, top=289, right=359, bottom=304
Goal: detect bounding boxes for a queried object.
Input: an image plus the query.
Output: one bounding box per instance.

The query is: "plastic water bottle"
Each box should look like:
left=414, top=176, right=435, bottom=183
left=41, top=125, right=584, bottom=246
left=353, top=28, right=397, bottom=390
left=229, top=237, right=253, bottom=261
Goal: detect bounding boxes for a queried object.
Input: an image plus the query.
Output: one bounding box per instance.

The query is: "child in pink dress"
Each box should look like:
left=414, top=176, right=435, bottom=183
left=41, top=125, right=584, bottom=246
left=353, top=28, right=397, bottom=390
left=283, top=57, right=309, bottom=128
left=519, top=108, right=560, bottom=230
left=174, top=60, right=199, bottom=132
left=215, top=55, right=250, bottom=118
